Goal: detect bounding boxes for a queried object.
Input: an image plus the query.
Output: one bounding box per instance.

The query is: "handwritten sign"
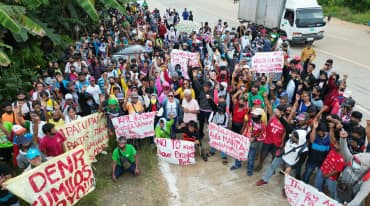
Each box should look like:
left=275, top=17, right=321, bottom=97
left=59, top=113, right=109, bottom=162
left=284, top=174, right=342, bottom=206
left=208, top=123, right=250, bottom=161
left=5, top=146, right=95, bottom=206
left=155, top=138, right=195, bottom=165
left=251, top=51, right=284, bottom=73
left=170, top=49, right=199, bottom=79
left=111, top=112, right=156, bottom=139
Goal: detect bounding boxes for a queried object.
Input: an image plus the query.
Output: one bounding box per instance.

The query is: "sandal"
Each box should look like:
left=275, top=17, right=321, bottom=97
left=222, top=158, right=228, bottom=165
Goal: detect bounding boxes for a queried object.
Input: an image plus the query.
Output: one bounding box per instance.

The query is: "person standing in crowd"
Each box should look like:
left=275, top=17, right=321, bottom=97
left=39, top=123, right=66, bottom=157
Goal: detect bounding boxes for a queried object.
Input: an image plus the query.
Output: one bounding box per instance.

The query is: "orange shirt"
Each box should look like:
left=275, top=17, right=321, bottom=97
left=2, top=112, right=23, bottom=125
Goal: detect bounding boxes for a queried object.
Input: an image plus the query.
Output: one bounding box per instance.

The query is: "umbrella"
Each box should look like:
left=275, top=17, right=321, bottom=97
left=175, top=20, right=200, bottom=34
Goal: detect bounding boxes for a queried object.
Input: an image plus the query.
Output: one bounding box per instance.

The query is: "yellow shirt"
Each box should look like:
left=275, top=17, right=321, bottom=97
left=49, top=118, right=65, bottom=129
left=127, top=102, right=144, bottom=115
left=300, top=47, right=316, bottom=62
left=175, top=88, right=196, bottom=100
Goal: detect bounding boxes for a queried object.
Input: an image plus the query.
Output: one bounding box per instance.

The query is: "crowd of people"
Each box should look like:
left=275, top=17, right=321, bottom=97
left=0, top=1, right=369, bottom=206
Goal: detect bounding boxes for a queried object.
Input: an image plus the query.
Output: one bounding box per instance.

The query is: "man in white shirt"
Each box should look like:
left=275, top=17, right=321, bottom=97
left=86, top=76, right=102, bottom=104
left=182, top=89, right=200, bottom=123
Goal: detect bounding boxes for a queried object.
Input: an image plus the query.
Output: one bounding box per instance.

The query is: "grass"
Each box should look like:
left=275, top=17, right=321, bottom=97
left=76, top=137, right=166, bottom=206
left=323, top=5, right=370, bottom=25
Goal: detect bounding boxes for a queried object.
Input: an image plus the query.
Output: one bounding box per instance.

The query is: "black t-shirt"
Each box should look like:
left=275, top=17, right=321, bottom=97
left=0, top=163, right=18, bottom=205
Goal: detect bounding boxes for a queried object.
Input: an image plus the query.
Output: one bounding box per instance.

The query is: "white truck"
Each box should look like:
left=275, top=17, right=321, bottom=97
left=238, top=0, right=326, bottom=43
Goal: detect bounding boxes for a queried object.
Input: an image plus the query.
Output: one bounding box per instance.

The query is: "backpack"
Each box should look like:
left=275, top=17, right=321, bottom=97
left=337, top=166, right=369, bottom=202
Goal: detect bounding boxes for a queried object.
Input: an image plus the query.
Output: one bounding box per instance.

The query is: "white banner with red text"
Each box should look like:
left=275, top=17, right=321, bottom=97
left=170, top=49, right=199, bottom=79
left=251, top=51, right=284, bottom=73
left=155, top=138, right=195, bottom=165
left=111, top=112, right=156, bottom=139
left=208, top=123, right=250, bottom=161
left=59, top=113, right=109, bottom=162
left=5, top=146, right=95, bottom=206
left=284, top=174, right=342, bottom=206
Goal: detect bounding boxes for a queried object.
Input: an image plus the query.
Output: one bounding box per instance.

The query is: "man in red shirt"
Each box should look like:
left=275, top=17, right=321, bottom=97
left=39, top=123, right=66, bottom=157
left=257, top=105, right=286, bottom=171
left=314, top=138, right=345, bottom=201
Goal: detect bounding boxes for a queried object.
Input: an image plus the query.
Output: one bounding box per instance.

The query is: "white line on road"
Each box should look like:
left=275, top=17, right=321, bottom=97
left=159, top=160, right=180, bottom=206
left=315, top=48, right=370, bottom=70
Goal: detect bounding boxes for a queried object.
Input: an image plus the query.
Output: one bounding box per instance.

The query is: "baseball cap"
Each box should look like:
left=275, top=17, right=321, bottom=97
left=251, top=108, right=264, bottom=116
left=296, top=112, right=309, bottom=121
left=12, top=125, right=26, bottom=135
left=162, top=81, right=170, bottom=88
left=131, top=92, right=139, bottom=98
left=89, top=76, right=96, bottom=81
left=253, top=99, right=262, bottom=106
left=26, top=148, right=41, bottom=159
left=108, top=97, right=118, bottom=105
left=116, top=93, right=124, bottom=100
left=343, top=90, right=352, bottom=98
left=16, top=133, right=33, bottom=146
left=65, top=93, right=73, bottom=100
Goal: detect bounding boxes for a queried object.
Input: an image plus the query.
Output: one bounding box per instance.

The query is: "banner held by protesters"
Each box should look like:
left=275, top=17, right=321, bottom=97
left=59, top=113, right=109, bottom=162
left=251, top=51, right=284, bottom=73
left=208, top=123, right=250, bottom=161
left=155, top=138, right=195, bottom=165
left=112, top=112, right=156, bottom=139
left=284, top=174, right=342, bottom=206
left=4, top=146, right=95, bottom=206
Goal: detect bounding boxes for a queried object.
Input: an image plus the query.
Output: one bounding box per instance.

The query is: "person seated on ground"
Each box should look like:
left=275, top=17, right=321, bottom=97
left=177, top=120, right=208, bottom=161
left=155, top=115, right=174, bottom=139
left=24, top=148, right=47, bottom=172
left=112, top=136, right=139, bottom=182
left=39, top=123, right=66, bottom=157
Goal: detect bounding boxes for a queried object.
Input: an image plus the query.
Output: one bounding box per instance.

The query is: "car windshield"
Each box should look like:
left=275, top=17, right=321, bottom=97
left=296, top=8, right=324, bottom=27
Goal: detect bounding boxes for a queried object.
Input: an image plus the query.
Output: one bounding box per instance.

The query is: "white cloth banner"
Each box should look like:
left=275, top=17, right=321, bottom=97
left=111, top=112, right=156, bottom=139
left=208, top=123, right=250, bottom=161
left=251, top=51, right=284, bottom=73
left=170, top=49, right=199, bottom=79
left=155, top=138, right=195, bottom=165
left=284, top=174, right=342, bottom=206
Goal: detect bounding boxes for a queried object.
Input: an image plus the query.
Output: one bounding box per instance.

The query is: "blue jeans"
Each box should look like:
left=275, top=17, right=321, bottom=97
left=114, top=163, right=136, bottom=178
left=210, top=147, right=227, bottom=158
left=262, top=156, right=284, bottom=182
left=234, top=142, right=259, bottom=174
left=303, top=162, right=318, bottom=183
left=314, top=169, right=338, bottom=200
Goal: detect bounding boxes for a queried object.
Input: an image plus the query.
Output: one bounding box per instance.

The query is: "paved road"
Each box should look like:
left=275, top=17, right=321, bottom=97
left=148, top=0, right=370, bottom=205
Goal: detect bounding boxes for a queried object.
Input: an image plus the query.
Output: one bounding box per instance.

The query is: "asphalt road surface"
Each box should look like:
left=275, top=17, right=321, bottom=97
left=148, top=0, right=370, bottom=205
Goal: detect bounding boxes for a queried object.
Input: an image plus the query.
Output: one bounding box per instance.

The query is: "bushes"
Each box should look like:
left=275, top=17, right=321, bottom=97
left=322, top=4, right=370, bottom=24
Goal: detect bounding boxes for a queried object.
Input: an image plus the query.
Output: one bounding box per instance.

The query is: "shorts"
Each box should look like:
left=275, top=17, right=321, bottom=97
left=261, top=143, right=278, bottom=159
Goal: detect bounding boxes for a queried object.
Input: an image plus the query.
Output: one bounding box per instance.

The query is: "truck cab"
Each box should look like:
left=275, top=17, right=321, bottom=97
left=280, top=0, right=325, bottom=43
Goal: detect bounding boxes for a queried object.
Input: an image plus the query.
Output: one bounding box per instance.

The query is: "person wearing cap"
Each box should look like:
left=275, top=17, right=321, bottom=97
left=231, top=108, right=266, bottom=176
left=23, top=148, right=47, bottom=172
left=105, top=97, right=125, bottom=137
left=125, top=92, right=144, bottom=115
left=336, top=98, right=355, bottom=123
left=302, top=120, right=332, bottom=183
left=15, top=133, right=46, bottom=170
left=86, top=76, right=102, bottom=105
left=337, top=130, right=370, bottom=206
left=112, top=136, right=139, bottom=182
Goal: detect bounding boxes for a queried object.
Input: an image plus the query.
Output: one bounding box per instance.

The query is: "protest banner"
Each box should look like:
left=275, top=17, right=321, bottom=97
left=208, top=123, right=250, bottom=161
left=170, top=49, right=199, bottom=79
left=59, top=113, right=109, bottom=162
left=5, top=146, right=95, bottom=206
left=111, top=112, right=156, bottom=139
left=251, top=51, right=284, bottom=73
left=155, top=138, right=195, bottom=165
left=284, top=174, right=342, bottom=206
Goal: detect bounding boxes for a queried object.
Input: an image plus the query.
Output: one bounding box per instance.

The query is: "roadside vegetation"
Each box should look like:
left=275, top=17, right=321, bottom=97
left=318, top=0, right=370, bottom=24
